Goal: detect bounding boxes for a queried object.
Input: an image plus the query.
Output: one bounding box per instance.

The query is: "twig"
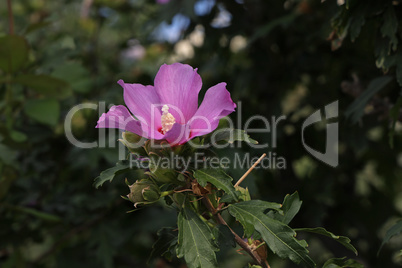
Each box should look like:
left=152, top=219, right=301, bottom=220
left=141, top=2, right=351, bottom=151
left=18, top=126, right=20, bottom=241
left=7, top=0, right=14, bottom=35
left=202, top=197, right=270, bottom=268
left=234, top=153, right=266, bottom=187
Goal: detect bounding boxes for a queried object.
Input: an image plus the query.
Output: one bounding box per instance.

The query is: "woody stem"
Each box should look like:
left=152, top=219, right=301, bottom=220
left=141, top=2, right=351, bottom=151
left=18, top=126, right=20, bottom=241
left=202, top=197, right=269, bottom=268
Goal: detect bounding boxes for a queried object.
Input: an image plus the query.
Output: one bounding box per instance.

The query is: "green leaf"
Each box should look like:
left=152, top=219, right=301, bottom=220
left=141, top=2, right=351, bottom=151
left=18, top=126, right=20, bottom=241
left=229, top=201, right=315, bottom=267
left=269, top=192, right=302, bottom=225
left=381, top=6, right=398, bottom=53
left=212, top=224, right=236, bottom=248
left=93, top=160, right=132, bottom=188
left=349, top=12, right=365, bottom=42
left=0, top=166, right=17, bottom=200
left=322, top=257, right=363, bottom=268
left=248, top=13, right=298, bottom=44
left=294, top=227, right=357, bottom=255
left=52, top=62, right=92, bottom=93
left=24, top=99, right=60, bottom=127
left=396, top=53, right=402, bottom=87
left=375, top=38, right=396, bottom=71
left=193, top=168, right=239, bottom=202
left=177, top=206, right=218, bottom=268
left=345, top=76, right=393, bottom=123
left=212, top=128, right=258, bottom=145
left=24, top=21, right=52, bottom=34
left=14, top=74, right=71, bottom=99
left=149, top=227, right=178, bottom=263
left=93, top=227, right=116, bottom=268
left=389, top=95, right=402, bottom=148
left=378, top=219, right=402, bottom=254
left=0, top=143, right=17, bottom=166
left=9, top=130, right=27, bottom=143
left=8, top=205, right=62, bottom=222
left=0, top=35, right=29, bottom=73
left=230, top=200, right=282, bottom=237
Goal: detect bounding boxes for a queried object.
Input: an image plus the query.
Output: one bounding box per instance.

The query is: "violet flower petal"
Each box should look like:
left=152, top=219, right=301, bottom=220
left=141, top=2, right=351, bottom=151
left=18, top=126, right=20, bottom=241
left=188, top=82, right=236, bottom=138
left=154, top=63, right=202, bottom=124
left=118, top=80, right=164, bottom=140
left=96, top=105, right=146, bottom=137
left=164, top=123, right=191, bottom=145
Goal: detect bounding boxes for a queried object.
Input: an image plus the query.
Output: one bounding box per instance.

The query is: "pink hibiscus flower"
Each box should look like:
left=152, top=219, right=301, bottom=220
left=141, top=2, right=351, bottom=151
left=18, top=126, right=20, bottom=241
left=96, top=63, right=236, bottom=145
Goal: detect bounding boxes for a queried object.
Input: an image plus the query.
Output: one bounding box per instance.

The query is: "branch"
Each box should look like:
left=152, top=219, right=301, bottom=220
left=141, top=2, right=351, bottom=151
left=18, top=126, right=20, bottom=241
left=235, top=153, right=266, bottom=187
left=202, top=197, right=270, bottom=268
left=7, top=0, right=14, bottom=35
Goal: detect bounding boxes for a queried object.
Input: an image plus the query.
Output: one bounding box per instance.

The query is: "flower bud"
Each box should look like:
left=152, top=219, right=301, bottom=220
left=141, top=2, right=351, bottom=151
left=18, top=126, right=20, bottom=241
left=127, top=179, right=160, bottom=207
left=119, top=131, right=147, bottom=155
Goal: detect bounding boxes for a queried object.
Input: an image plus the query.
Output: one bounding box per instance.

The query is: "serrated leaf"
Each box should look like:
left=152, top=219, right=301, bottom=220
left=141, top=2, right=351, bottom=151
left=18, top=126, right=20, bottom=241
left=193, top=168, right=239, bottom=202
left=349, top=12, right=365, bottom=42
left=345, top=76, right=393, bottom=123
left=177, top=206, right=218, bottom=268
left=149, top=227, right=178, bottom=263
left=231, top=200, right=282, bottom=237
left=94, top=160, right=131, bottom=188
left=378, top=219, right=402, bottom=254
left=322, top=257, right=363, bottom=268
left=229, top=201, right=315, bottom=267
left=212, top=128, right=258, bottom=145
left=24, top=99, right=60, bottom=127
left=268, top=192, right=302, bottom=225
left=381, top=6, right=398, bottom=53
left=294, top=227, right=357, bottom=255
left=0, top=35, right=29, bottom=73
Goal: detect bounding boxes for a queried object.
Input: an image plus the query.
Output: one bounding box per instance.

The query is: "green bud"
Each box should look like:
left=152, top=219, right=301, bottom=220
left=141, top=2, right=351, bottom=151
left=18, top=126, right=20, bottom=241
left=148, top=161, right=179, bottom=184
left=235, top=186, right=251, bottom=201
left=119, top=131, right=147, bottom=155
left=127, top=179, right=160, bottom=207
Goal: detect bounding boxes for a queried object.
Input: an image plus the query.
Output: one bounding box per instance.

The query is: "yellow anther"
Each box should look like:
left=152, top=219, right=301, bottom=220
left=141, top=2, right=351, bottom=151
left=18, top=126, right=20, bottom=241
left=161, top=105, right=175, bottom=134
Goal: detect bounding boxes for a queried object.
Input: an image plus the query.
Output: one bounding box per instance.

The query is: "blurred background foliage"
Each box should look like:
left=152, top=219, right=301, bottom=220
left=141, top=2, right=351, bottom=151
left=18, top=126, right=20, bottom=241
left=0, top=0, right=402, bottom=267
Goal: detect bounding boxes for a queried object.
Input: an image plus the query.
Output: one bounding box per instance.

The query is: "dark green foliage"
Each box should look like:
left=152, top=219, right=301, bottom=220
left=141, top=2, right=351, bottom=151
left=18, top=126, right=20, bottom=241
left=229, top=201, right=315, bottom=267
left=177, top=205, right=219, bottom=268
left=1, top=0, right=401, bottom=267
left=322, top=257, right=364, bottom=268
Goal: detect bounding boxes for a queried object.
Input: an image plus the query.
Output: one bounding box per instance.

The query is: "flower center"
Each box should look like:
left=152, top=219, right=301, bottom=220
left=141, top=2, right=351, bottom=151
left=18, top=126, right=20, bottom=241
left=161, top=105, right=175, bottom=134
